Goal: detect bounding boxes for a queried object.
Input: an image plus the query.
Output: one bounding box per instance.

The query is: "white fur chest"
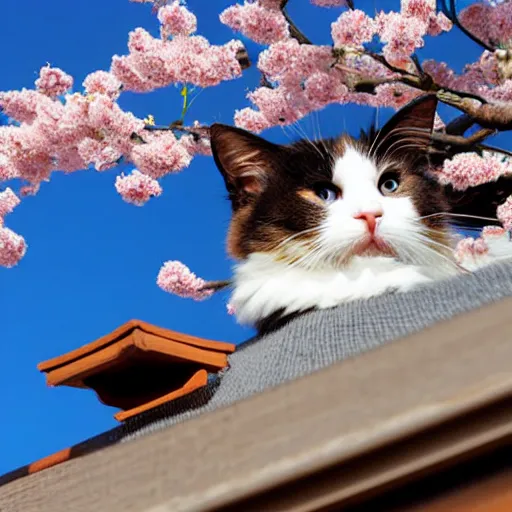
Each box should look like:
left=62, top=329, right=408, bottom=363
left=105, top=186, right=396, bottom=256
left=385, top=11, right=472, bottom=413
left=230, top=253, right=439, bottom=325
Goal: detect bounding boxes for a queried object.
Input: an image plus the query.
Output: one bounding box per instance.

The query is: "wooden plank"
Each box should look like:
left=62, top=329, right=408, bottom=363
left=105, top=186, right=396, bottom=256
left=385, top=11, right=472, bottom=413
left=2, top=297, right=512, bottom=512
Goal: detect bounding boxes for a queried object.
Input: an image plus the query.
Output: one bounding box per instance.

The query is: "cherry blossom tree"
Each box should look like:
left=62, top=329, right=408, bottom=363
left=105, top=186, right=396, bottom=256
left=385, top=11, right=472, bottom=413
left=1, top=0, right=511, bottom=299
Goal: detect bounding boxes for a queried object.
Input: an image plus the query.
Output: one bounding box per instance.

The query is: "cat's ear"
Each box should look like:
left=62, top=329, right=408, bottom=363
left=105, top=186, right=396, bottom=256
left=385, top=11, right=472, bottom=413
left=372, top=94, right=438, bottom=158
left=210, top=124, right=281, bottom=206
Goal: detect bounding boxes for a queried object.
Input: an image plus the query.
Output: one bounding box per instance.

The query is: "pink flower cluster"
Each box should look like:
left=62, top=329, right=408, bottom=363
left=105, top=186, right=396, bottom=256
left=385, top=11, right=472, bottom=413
left=331, top=10, right=375, bottom=48
left=35, top=66, right=74, bottom=98
left=497, top=195, right=512, bottom=231
left=0, top=188, right=20, bottom=222
left=0, top=69, right=146, bottom=184
left=115, top=170, right=162, bottom=206
left=157, top=260, right=213, bottom=300
left=459, top=0, right=512, bottom=48
left=220, top=1, right=289, bottom=45
left=375, top=1, right=451, bottom=67
left=131, top=131, right=192, bottom=178
left=111, top=28, right=245, bottom=91
left=438, top=152, right=511, bottom=190
left=0, top=188, right=26, bottom=268
left=236, top=39, right=351, bottom=131
left=158, top=2, right=197, bottom=38
left=233, top=0, right=453, bottom=131
left=423, top=55, right=512, bottom=101
left=454, top=236, right=489, bottom=265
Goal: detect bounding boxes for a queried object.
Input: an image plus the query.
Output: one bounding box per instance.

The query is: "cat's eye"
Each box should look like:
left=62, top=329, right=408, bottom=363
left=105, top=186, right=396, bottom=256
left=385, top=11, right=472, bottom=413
left=378, top=173, right=400, bottom=195
left=314, top=183, right=340, bottom=203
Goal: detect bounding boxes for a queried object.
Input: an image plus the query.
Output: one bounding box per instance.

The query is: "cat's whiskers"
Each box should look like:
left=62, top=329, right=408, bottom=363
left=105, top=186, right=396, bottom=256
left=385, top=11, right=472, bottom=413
left=418, top=212, right=502, bottom=224
left=287, top=121, right=326, bottom=159
left=272, top=226, right=323, bottom=252
left=369, top=125, right=430, bottom=160
left=385, top=231, right=463, bottom=274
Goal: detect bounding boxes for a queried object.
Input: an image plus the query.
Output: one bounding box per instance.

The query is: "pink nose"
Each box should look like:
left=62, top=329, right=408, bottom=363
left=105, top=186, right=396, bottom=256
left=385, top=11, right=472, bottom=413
left=354, top=211, right=383, bottom=235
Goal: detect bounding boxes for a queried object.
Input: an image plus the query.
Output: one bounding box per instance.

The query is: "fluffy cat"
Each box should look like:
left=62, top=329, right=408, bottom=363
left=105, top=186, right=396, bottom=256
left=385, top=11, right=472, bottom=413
left=209, top=95, right=511, bottom=328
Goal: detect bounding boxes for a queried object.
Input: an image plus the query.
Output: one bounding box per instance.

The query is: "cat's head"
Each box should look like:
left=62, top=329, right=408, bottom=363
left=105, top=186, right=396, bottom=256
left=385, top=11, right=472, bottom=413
left=210, top=95, right=455, bottom=270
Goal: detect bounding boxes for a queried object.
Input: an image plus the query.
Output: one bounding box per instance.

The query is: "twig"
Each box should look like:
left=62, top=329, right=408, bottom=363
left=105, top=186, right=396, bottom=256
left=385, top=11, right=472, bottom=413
left=430, top=127, right=496, bottom=148
left=280, top=0, right=312, bottom=44
left=442, top=0, right=494, bottom=52
left=198, top=280, right=231, bottom=292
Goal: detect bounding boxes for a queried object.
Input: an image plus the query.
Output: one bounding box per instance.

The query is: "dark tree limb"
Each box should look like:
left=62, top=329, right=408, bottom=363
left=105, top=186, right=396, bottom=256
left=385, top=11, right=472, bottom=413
left=444, top=114, right=475, bottom=135
left=441, top=0, right=495, bottom=52
left=280, top=0, right=312, bottom=44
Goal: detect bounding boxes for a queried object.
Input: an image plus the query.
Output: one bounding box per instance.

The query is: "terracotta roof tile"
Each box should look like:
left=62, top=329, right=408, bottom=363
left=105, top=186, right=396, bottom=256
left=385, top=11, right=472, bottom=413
left=38, top=319, right=235, bottom=421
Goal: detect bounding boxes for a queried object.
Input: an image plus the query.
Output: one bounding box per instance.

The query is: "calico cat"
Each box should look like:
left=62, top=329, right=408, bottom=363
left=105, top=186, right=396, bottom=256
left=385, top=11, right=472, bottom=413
left=209, top=95, right=510, bottom=328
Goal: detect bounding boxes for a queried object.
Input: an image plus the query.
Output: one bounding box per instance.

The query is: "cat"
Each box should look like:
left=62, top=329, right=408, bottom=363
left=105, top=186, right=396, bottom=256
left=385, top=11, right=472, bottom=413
left=209, top=95, right=511, bottom=329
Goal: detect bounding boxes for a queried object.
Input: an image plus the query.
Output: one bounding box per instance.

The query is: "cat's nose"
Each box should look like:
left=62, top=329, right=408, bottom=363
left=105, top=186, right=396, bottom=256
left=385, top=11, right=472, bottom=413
left=354, top=211, right=383, bottom=235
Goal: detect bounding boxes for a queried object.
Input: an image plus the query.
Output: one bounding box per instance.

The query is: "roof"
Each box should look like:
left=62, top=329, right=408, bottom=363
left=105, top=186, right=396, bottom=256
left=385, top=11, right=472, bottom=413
left=38, top=319, right=235, bottom=421
left=1, top=293, right=511, bottom=509
left=1, top=261, right=512, bottom=507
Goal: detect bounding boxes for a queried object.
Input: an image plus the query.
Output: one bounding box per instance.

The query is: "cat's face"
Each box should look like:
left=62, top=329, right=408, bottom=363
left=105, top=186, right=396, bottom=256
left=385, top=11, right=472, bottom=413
left=210, top=95, right=454, bottom=270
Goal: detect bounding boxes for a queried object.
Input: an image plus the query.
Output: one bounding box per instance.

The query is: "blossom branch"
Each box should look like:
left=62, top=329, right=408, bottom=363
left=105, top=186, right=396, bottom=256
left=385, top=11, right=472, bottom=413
left=440, top=0, right=494, bottom=52
left=437, top=90, right=512, bottom=131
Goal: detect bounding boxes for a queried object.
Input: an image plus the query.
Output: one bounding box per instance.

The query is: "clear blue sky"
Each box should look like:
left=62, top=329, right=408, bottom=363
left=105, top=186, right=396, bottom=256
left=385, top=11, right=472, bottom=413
left=0, top=0, right=507, bottom=474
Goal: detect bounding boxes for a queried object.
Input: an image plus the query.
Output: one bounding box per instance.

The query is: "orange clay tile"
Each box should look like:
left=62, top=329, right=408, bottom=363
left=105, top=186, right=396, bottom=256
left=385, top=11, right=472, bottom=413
left=38, top=320, right=235, bottom=421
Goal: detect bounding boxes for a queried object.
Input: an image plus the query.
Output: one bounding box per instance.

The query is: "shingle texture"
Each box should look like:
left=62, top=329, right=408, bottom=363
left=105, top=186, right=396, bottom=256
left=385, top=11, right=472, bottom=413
left=119, top=260, right=512, bottom=440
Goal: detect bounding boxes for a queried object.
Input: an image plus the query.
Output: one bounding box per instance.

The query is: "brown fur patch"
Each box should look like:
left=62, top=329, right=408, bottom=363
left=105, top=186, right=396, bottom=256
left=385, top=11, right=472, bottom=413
left=297, top=189, right=327, bottom=207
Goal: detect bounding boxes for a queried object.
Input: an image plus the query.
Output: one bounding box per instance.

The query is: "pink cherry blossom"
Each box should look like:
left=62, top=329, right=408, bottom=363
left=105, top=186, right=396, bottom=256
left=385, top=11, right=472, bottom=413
left=234, top=107, right=271, bottom=133
left=226, top=302, right=236, bottom=315
left=115, top=170, right=162, bottom=206
left=497, top=195, right=512, bottom=231
left=158, top=2, right=197, bottom=38
left=35, top=66, right=73, bottom=98
left=454, top=236, right=489, bottom=265
left=111, top=29, right=245, bottom=91
left=482, top=225, right=507, bottom=238
left=257, top=40, right=332, bottom=83
left=0, top=89, right=55, bottom=124
left=157, top=260, right=213, bottom=300
left=0, top=188, right=20, bottom=226
left=220, top=2, right=289, bottom=45
left=460, top=1, right=512, bottom=47
left=401, top=0, right=435, bottom=23
left=83, top=71, right=122, bottom=99
left=376, top=12, right=426, bottom=67
left=331, top=10, right=375, bottom=48
left=130, top=131, right=192, bottom=178
left=0, top=227, right=27, bottom=268
left=304, top=72, right=348, bottom=108
left=438, top=153, right=508, bottom=190
left=179, top=133, right=212, bottom=156
left=77, top=139, right=121, bottom=171
left=247, top=85, right=302, bottom=126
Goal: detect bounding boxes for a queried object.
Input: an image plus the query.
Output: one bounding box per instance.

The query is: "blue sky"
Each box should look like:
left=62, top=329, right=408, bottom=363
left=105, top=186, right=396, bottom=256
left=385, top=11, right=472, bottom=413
left=0, top=0, right=508, bottom=474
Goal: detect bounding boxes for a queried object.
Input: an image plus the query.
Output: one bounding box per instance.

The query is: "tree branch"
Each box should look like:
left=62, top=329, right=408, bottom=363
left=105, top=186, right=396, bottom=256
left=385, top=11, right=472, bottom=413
left=444, top=114, right=475, bottom=135
left=437, top=90, right=512, bottom=131
left=441, top=0, right=494, bottom=52
left=430, top=127, right=496, bottom=148
left=197, top=280, right=231, bottom=292
left=280, top=0, right=312, bottom=44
